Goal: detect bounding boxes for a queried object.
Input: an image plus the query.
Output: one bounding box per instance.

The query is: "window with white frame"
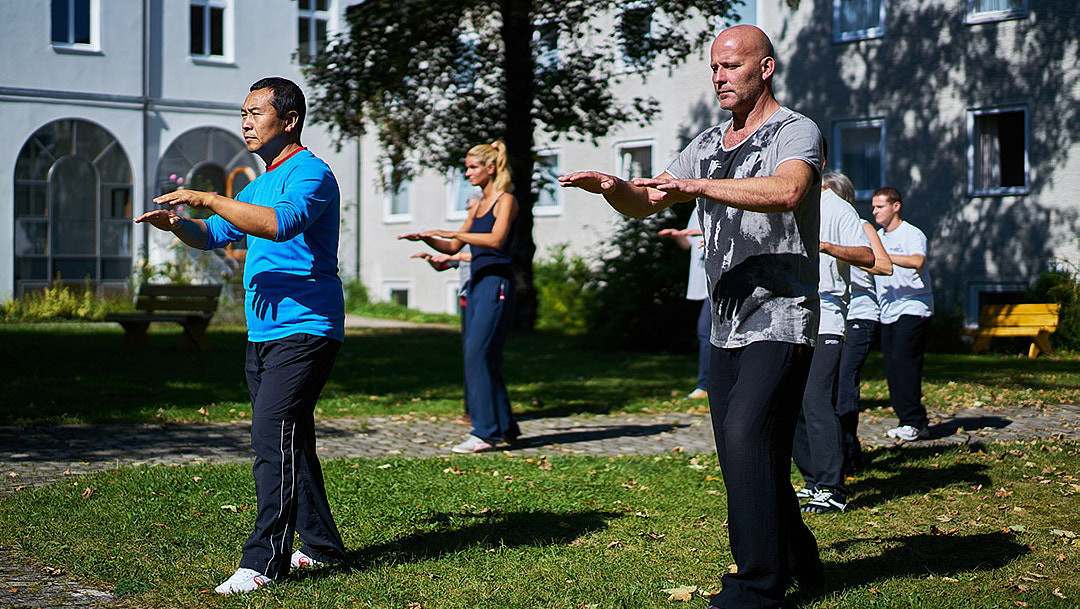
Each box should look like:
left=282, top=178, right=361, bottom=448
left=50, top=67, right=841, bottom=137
left=298, top=0, right=330, bottom=64
left=51, top=0, right=97, bottom=49
left=832, top=119, right=885, bottom=202
left=833, top=0, right=884, bottom=42
left=534, top=20, right=559, bottom=69
left=616, top=141, right=654, bottom=181
left=617, top=2, right=656, bottom=72
left=382, top=282, right=411, bottom=307
left=190, top=0, right=229, bottom=59
left=966, top=0, right=1027, bottom=24
left=383, top=168, right=412, bottom=222
left=533, top=150, right=562, bottom=216
left=446, top=170, right=481, bottom=221
left=968, top=106, right=1027, bottom=195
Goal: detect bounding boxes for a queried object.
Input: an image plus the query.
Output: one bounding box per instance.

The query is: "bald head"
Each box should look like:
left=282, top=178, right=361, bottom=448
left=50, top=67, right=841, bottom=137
left=712, top=25, right=775, bottom=66
left=709, top=25, right=778, bottom=118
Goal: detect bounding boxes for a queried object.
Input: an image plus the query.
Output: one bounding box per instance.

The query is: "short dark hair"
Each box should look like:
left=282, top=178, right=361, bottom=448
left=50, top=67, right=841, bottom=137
left=872, top=186, right=902, bottom=204
left=250, top=77, right=306, bottom=137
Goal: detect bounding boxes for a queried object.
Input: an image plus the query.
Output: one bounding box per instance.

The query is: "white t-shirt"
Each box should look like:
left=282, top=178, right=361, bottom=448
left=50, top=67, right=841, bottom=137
left=875, top=220, right=934, bottom=324
left=685, top=213, right=707, bottom=301
left=818, top=189, right=870, bottom=337
left=847, top=221, right=880, bottom=322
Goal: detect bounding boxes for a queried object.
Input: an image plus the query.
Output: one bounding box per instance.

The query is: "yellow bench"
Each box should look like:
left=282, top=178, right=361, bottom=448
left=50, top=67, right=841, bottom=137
left=964, top=303, right=1061, bottom=358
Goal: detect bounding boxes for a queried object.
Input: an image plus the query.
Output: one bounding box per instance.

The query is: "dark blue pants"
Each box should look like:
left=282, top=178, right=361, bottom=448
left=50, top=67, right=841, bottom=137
left=792, top=335, right=845, bottom=494
left=464, top=273, right=519, bottom=441
left=836, top=318, right=877, bottom=469
left=695, top=299, right=711, bottom=391
left=240, top=334, right=346, bottom=579
left=880, top=315, right=932, bottom=429
left=708, top=342, right=822, bottom=609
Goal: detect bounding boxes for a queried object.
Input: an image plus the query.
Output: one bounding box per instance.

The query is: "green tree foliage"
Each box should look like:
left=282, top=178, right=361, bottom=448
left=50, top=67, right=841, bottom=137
left=1028, top=266, right=1080, bottom=352
left=303, top=0, right=744, bottom=329
left=589, top=206, right=700, bottom=351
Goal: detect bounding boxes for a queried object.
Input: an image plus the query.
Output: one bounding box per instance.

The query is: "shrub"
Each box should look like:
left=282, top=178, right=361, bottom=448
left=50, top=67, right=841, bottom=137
left=0, top=279, right=129, bottom=322
left=534, top=244, right=597, bottom=335
left=1028, top=266, right=1080, bottom=352
left=587, top=206, right=699, bottom=351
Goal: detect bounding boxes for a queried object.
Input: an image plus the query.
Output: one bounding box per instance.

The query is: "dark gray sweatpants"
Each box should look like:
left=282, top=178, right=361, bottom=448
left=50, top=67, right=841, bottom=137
left=239, top=334, right=346, bottom=579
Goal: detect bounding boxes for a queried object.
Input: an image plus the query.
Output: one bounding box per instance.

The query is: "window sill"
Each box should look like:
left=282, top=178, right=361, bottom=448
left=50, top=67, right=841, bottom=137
left=965, top=10, right=1027, bottom=25
left=191, top=56, right=237, bottom=68
left=968, top=187, right=1029, bottom=197
left=52, top=44, right=103, bottom=56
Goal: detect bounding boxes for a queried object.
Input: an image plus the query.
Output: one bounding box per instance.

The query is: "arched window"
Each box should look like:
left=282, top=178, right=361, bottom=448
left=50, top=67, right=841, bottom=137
left=14, top=119, right=133, bottom=296
left=156, top=127, right=259, bottom=257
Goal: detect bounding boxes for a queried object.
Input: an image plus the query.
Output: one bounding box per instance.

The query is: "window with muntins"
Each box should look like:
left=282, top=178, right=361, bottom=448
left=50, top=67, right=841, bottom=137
left=190, top=0, right=227, bottom=59
left=14, top=119, right=132, bottom=296
left=447, top=170, right=481, bottom=221
left=534, top=151, right=562, bottom=216
left=832, top=119, right=885, bottom=202
left=833, top=0, right=884, bottom=42
left=966, top=0, right=1027, bottom=24
left=969, top=107, right=1027, bottom=195
left=298, top=0, right=330, bottom=64
left=617, top=142, right=653, bottom=181
left=51, top=0, right=95, bottom=48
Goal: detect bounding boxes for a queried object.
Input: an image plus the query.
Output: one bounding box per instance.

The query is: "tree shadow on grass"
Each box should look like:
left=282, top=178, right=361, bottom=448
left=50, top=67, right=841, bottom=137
left=820, top=531, right=1029, bottom=596
left=849, top=445, right=994, bottom=510
left=299, top=509, right=622, bottom=581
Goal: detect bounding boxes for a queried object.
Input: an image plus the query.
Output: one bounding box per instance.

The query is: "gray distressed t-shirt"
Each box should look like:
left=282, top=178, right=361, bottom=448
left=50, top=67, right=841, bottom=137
left=666, top=107, right=823, bottom=349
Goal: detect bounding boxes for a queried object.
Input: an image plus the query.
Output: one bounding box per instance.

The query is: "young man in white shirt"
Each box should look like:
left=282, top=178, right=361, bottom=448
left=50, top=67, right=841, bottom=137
left=871, top=187, right=934, bottom=441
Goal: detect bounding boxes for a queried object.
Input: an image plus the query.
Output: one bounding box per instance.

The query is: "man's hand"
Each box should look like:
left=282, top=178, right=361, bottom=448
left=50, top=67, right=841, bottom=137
left=398, top=232, right=425, bottom=241
left=558, top=171, right=620, bottom=194
left=134, top=209, right=180, bottom=232
left=154, top=189, right=214, bottom=210
left=631, top=176, right=703, bottom=200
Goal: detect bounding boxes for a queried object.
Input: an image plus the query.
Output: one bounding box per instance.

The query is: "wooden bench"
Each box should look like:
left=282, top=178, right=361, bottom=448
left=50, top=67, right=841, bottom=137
left=106, top=284, right=222, bottom=350
left=964, top=303, right=1061, bottom=358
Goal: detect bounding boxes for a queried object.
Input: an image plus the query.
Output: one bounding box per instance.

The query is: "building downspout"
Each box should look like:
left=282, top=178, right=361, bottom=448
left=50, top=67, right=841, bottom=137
left=140, top=0, right=151, bottom=284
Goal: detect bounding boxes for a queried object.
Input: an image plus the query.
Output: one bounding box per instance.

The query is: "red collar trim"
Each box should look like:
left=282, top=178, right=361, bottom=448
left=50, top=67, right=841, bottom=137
left=267, top=147, right=307, bottom=171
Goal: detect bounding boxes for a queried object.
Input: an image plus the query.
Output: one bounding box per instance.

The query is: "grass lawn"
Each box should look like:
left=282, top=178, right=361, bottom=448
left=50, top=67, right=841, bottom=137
left=1, top=322, right=1079, bottom=426
left=0, top=442, right=1078, bottom=608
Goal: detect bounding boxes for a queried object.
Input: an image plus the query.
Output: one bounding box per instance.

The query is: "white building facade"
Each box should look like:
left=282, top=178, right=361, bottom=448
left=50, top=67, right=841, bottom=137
left=1, top=0, right=359, bottom=299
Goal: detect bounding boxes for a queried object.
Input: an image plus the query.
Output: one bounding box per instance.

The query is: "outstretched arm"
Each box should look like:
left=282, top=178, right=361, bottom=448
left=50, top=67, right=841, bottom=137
left=820, top=242, right=875, bottom=267
left=859, top=223, right=893, bottom=275
left=558, top=171, right=693, bottom=218
left=890, top=252, right=927, bottom=270
left=632, top=159, right=817, bottom=214
left=134, top=209, right=210, bottom=249
left=154, top=189, right=278, bottom=240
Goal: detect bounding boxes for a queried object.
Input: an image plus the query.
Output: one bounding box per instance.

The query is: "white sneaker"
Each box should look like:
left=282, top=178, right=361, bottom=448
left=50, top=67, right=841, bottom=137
left=686, top=388, right=708, bottom=400
left=451, top=435, right=496, bottom=454
left=886, top=424, right=928, bottom=442
left=214, top=567, right=274, bottom=594
left=291, top=549, right=324, bottom=568
left=795, top=485, right=817, bottom=500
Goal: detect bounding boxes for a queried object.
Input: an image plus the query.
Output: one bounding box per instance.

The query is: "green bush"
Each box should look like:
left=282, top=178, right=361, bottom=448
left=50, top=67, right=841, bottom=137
left=1, top=280, right=130, bottom=322
left=1028, top=266, right=1080, bottom=352
left=534, top=244, right=597, bottom=335
left=587, top=206, right=699, bottom=351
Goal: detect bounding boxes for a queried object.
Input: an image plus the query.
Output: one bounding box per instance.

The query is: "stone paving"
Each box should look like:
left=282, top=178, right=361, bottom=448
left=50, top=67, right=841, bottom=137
left=2, top=402, right=1080, bottom=607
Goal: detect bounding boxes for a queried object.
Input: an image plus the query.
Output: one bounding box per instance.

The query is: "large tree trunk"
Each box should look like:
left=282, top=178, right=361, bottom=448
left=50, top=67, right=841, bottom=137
left=501, top=0, right=538, bottom=331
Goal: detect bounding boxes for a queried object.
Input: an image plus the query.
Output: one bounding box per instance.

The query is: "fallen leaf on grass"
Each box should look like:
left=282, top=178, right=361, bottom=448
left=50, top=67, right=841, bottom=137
left=81, top=487, right=94, bottom=499
left=1053, top=588, right=1067, bottom=599
left=1050, top=529, right=1077, bottom=539
left=220, top=504, right=238, bottom=512
left=443, top=466, right=464, bottom=475
left=607, top=541, right=621, bottom=548
left=661, top=585, right=697, bottom=601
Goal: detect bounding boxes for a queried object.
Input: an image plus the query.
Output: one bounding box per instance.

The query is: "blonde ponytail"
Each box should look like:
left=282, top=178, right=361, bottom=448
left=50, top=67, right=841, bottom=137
left=467, top=140, right=515, bottom=194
